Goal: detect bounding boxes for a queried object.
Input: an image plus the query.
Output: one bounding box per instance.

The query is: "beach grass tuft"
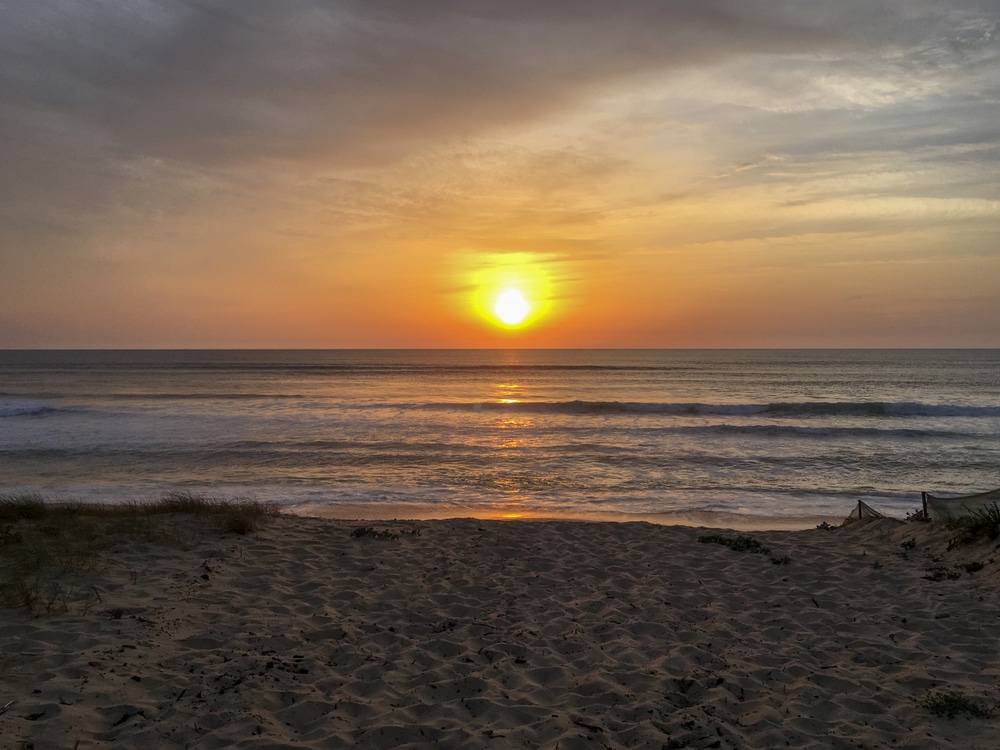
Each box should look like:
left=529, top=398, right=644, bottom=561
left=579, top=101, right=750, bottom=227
left=0, top=493, right=50, bottom=522
left=921, top=691, right=995, bottom=719
left=349, top=526, right=420, bottom=540
left=922, top=565, right=962, bottom=582
left=351, top=526, right=399, bottom=540
left=0, top=494, right=280, bottom=613
left=947, top=502, right=1000, bottom=548
left=698, top=534, right=770, bottom=555
left=156, top=493, right=281, bottom=535
left=698, top=534, right=790, bottom=564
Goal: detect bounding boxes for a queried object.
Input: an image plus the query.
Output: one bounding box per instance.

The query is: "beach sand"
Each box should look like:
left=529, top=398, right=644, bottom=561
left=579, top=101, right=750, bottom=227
left=2, top=514, right=999, bottom=749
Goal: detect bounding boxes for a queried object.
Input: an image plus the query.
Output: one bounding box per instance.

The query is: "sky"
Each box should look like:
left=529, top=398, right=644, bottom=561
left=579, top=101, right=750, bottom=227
left=2, top=0, right=999, bottom=348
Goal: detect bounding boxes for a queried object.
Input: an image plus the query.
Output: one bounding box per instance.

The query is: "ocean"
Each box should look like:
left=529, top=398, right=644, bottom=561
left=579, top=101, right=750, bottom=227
left=1, top=349, right=998, bottom=528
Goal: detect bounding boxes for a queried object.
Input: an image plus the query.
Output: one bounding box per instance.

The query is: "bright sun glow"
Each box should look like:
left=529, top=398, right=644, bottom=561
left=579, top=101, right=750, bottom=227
left=458, top=251, right=556, bottom=333
left=494, top=289, right=530, bottom=325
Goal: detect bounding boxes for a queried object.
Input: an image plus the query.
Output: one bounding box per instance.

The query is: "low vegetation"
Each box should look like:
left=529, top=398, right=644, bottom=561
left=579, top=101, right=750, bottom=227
left=922, top=564, right=962, bottom=582
left=947, top=502, right=1000, bottom=548
left=921, top=691, right=995, bottom=719
left=698, top=534, right=770, bottom=554
left=350, top=526, right=420, bottom=540
left=0, top=493, right=279, bottom=613
left=697, top=534, right=790, bottom=565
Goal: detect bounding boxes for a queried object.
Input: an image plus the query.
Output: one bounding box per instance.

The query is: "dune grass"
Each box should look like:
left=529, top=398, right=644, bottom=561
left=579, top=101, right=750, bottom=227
left=948, top=502, right=1000, bottom=548
left=0, top=493, right=279, bottom=613
left=0, top=492, right=279, bottom=532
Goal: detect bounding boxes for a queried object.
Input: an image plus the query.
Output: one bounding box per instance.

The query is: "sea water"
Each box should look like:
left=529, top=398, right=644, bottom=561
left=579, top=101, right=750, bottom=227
left=1, top=349, right=998, bottom=527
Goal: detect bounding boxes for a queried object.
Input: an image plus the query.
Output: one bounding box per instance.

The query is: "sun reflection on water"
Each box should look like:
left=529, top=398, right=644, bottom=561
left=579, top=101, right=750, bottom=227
left=492, top=416, right=532, bottom=451
left=495, top=382, right=522, bottom=401
left=483, top=380, right=540, bottom=518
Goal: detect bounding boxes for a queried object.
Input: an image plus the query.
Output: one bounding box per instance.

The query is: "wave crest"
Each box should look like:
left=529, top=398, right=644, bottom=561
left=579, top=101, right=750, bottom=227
left=0, top=400, right=52, bottom=418
left=418, top=400, right=1000, bottom=418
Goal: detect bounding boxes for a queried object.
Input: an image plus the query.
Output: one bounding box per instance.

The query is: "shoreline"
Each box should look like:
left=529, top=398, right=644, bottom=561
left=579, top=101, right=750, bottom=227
left=285, top=501, right=847, bottom=532
left=3, top=513, right=999, bottom=748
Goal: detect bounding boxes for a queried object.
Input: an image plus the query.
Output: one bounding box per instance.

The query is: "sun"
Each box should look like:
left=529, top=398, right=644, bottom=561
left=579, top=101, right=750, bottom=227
left=494, top=289, right=530, bottom=326
left=457, top=251, right=556, bottom=332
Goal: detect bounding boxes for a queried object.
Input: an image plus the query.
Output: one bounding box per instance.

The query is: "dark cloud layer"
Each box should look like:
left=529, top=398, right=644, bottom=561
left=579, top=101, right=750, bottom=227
left=2, top=1, right=992, bottom=220
left=4, top=2, right=995, bottom=180
left=4, top=0, right=980, bottom=168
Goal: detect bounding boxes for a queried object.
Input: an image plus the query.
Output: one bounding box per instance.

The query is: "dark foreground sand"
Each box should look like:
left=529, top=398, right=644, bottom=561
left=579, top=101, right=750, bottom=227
left=2, top=515, right=999, bottom=749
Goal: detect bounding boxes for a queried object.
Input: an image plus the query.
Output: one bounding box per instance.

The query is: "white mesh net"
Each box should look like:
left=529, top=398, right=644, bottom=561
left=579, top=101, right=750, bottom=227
left=923, top=488, right=1000, bottom=522
left=841, top=500, right=886, bottom=526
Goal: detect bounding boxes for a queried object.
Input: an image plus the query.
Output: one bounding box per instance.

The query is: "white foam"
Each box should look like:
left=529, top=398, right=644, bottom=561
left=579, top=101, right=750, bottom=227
left=0, top=400, right=51, bottom=418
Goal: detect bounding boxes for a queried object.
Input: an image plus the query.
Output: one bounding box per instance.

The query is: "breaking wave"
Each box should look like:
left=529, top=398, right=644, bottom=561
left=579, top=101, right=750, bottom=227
left=416, top=400, right=1000, bottom=418
left=0, top=400, right=53, bottom=418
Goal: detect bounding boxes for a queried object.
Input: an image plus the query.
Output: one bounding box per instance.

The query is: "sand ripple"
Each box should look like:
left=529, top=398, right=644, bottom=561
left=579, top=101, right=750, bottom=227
left=3, top=516, right=1000, bottom=748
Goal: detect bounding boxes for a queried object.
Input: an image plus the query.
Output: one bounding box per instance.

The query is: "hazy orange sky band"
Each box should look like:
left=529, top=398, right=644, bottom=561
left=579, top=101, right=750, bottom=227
left=2, top=1, right=999, bottom=348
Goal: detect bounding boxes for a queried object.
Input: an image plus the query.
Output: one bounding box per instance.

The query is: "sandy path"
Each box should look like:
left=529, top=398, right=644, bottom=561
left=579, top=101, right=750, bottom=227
left=2, top=516, right=999, bottom=748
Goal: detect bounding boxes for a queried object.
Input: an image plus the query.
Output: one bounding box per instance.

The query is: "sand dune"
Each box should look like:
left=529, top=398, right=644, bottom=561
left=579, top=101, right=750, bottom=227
left=3, top=515, right=999, bottom=748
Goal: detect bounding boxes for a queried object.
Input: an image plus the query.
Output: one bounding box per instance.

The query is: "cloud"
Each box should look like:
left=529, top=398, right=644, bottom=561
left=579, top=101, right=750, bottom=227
left=0, top=2, right=849, bottom=167
left=4, top=2, right=995, bottom=192
left=1, top=0, right=998, bottom=345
